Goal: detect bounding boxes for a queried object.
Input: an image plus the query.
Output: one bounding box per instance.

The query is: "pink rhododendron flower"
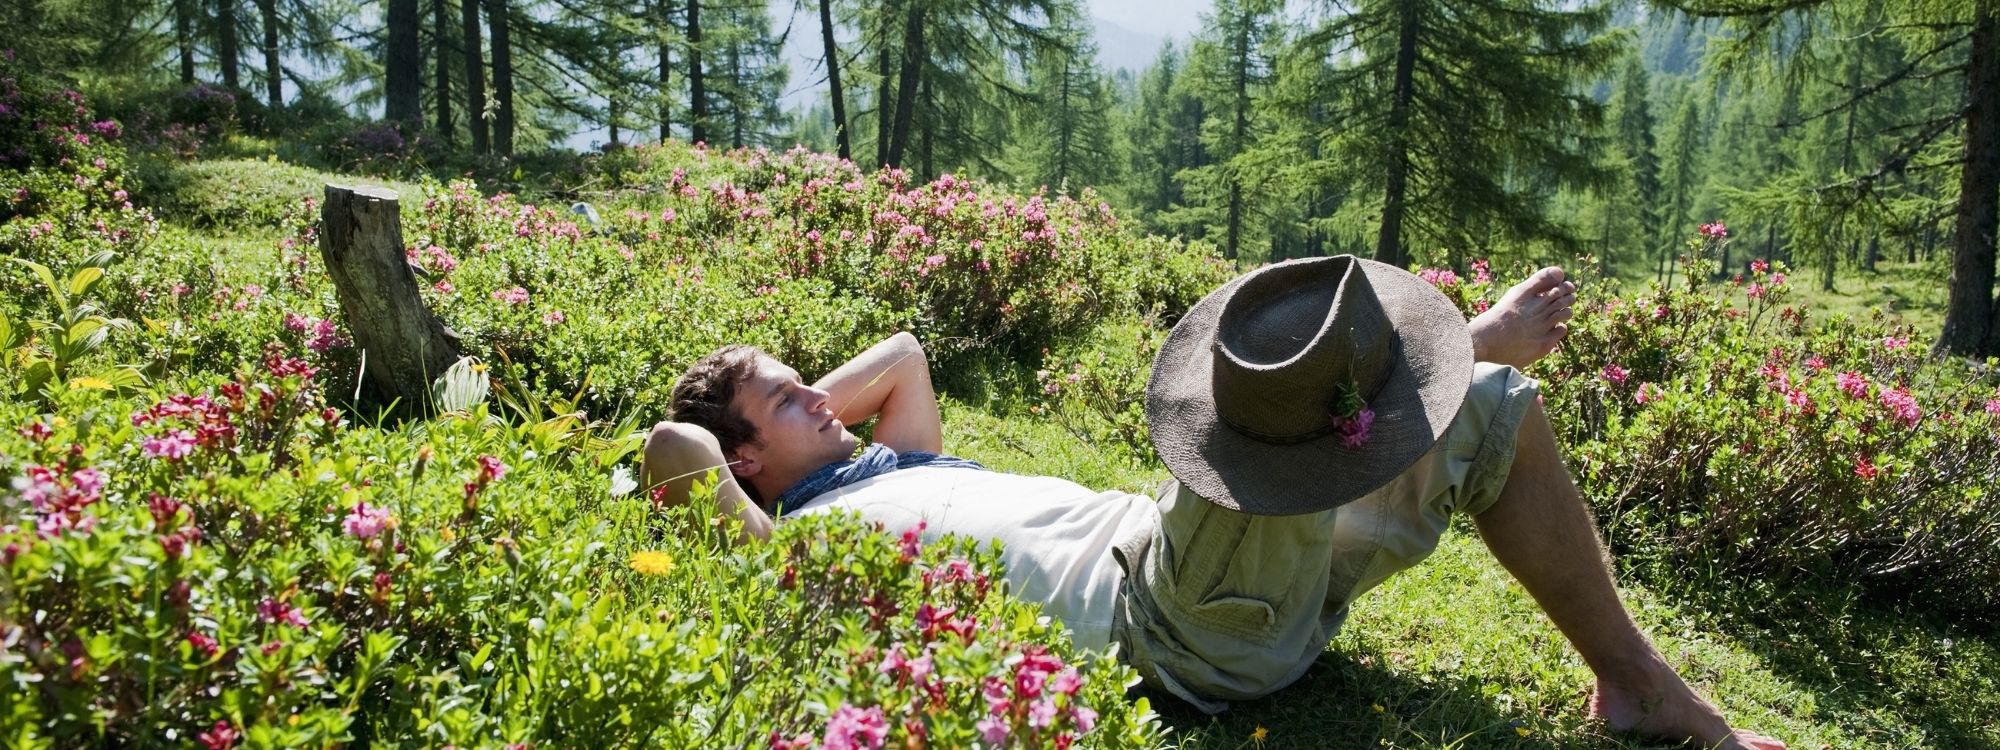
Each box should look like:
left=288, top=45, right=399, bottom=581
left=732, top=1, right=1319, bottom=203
left=1880, top=387, right=1921, bottom=427
left=976, top=716, right=1010, bottom=744
left=1987, top=398, right=2000, bottom=418
left=1635, top=383, right=1664, bottom=405
left=343, top=501, right=392, bottom=540
left=490, top=286, right=530, bottom=304
left=185, top=630, right=219, bottom=659
left=1854, top=455, right=1879, bottom=481
left=1600, top=364, right=1629, bottom=385
left=1051, top=668, right=1083, bottom=695
left=1072, top=705, right=1098, bottom=733
left=1785, top=387, right=1813, bottom=414
left=1881, top=336, right=1909, bottom=351
left=1836, top=371, right=1869, bottom=399
left=1699, top=222, right=1728, bottom=239
left=1335, top=407, right=1375, bottom=449
left=198, top=720, right=240, bottom=750
left=477, top=454, right=508, bottom=483
left=1471, top=258, right=1492, bottom=284
left=820, top=704, right=887, bottom=750
left=143, top=429, right=198, bottom=460
left=543, top=310, right=566, bottom=325
left=1751, top=259, right=1769, bottom=274
left=1805, top=355, right=1827, bottom=370
left=1028, top=697, right=1059, bottom=729
left=1771, top=272, right=1787, bottom=286
left=257, top=598, right=310, bottom=627
left=1418, top=268, right=1459, bottom=287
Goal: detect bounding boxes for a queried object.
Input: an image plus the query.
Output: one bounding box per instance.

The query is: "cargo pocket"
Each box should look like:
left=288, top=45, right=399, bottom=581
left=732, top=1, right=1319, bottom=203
left=1157, top=485, right=1318, bottom=645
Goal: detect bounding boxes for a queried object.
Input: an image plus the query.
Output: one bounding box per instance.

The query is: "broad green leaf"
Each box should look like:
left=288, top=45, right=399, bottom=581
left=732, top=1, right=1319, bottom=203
left=66, top=267, right=103, bottom=298
left=10, top=257, right=66, bottom=314
left=431, top=356, right=490, bottom=413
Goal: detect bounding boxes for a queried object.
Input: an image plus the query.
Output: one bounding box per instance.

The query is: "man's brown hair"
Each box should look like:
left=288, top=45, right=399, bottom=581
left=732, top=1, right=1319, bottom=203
left=668, top=344, right=767, bottom=461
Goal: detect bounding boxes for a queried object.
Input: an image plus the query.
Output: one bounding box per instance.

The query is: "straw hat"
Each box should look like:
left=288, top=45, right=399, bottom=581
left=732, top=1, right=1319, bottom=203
left=1145, top=255, right=1473, bottom=515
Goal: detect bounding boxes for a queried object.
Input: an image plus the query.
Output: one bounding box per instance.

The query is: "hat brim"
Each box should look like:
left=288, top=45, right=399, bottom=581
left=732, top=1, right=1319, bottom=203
left=1145, top=256, right=1474, bottom=516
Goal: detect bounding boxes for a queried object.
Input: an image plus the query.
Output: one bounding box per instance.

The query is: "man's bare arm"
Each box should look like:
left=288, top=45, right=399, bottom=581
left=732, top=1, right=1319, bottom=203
left=639, top=421, right=773, bottom=542
left=812, top=332, right=944, bottom=454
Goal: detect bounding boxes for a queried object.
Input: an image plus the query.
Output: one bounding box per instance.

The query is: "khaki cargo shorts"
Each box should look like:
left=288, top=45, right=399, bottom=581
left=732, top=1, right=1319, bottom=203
left=1110, top=363, right=1540, bottom=713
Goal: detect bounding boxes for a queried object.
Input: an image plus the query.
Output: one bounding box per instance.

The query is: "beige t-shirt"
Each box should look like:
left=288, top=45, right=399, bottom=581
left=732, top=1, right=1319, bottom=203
left=785, top=467, right=1159, bottom=652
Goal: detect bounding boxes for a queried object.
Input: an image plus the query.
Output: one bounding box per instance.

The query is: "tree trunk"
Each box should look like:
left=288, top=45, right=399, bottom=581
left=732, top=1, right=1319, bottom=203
left=385, top=0, right=422, bottom=124
left=1224, top=5, right=1249, bottom=261
left=885, top=2, right=925, bottom=168
left=318, top=184, right=462, bottom=416
left=1374, top=0, right=1419, bottom=269
left=433, top=0, right=452, bottom=141
left=1865, top=235, right=1879, bottom=272
left=819, top=0, right=850, bottom=160
left=1938, top=8, right=2000, bottom=358
left=216, top=0, right=241, bottom=88
left=730, top=34, right=744, bottom=148
left=256, top=0, right=280, bottom=106
left=874, top=0, right=897, bottom=167
left=175, top=0, right=196, bottom=84
left=463, top=0, right=488, bottom=154
left=687, top=0, right=706, bottom=144
left=657, top=0, right=673, bottom=142
left=610, top=97, right=621, bottom=147
left=487, top=0, right=514, bottom=156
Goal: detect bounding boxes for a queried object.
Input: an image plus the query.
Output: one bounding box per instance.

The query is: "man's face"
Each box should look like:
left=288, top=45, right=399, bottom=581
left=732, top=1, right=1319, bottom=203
left=729, top=354, right=860, bottom=482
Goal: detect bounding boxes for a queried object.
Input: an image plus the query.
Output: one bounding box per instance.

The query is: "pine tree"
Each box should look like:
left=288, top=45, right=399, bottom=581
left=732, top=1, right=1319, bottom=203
left=1657, top=85, right=1704, bottom=285
left=1299, top=0, right=1622, bottom=269
left=1669, top=0, right=2000, bottom=356
left=1016, top=1, right=1119, bottom=193
left=1608, top=56, right=1660, bottom=271
left=1164, top=0, right=1282, bottom=261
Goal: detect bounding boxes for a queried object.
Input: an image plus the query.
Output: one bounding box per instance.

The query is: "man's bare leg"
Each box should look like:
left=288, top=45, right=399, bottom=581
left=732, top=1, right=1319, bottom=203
left=1470, top=267, right=1576, bottom=369
left=1471, top=404, right=1785, bottom=750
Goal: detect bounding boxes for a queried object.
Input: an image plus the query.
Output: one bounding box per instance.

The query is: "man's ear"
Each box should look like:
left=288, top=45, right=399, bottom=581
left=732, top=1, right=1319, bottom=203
left=727, top=444, right=763, bottom=479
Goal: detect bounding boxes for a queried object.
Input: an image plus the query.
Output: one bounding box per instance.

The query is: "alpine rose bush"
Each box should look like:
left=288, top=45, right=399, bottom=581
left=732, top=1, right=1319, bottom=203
left=1503, top=232, right=2000, bottom=615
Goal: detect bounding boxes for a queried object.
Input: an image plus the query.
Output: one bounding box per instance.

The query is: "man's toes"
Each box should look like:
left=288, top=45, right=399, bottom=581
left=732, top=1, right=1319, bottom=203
left=1504, top=266, right=1566, bottom=302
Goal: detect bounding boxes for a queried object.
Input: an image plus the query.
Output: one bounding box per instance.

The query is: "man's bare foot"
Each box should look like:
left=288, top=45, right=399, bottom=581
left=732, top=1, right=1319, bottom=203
left=1591, top=673, right=1787, bottom=750
left=1469, top=266, right=1577, bottom=369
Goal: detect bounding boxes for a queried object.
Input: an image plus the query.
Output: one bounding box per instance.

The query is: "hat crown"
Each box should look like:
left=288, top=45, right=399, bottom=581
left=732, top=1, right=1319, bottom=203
left=1210, top=257, right=1395, bottom=443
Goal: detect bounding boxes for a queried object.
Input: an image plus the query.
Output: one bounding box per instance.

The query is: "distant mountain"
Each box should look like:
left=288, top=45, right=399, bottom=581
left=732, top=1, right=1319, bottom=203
left=1092, top=15, right=1171, bottom=76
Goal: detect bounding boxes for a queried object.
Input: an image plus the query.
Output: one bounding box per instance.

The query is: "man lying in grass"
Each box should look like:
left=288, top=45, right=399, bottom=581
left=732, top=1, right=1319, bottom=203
left=643, top=258, right=1785, bottom=750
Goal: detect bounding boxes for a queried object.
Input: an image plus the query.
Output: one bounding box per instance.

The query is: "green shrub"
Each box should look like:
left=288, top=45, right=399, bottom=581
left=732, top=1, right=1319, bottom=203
left=0, top=353, right=1163, bottom=747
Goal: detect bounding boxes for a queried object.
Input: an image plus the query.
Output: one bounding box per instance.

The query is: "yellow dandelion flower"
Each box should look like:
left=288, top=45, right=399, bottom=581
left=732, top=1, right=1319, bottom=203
left=1251, top=725, right=1269, bottom=747
left=629, top=550, right=676, bottom=577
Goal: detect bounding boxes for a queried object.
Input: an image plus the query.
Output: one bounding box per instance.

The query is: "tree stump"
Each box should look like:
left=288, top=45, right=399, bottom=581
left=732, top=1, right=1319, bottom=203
left=319, top=183, right=460, bottom=414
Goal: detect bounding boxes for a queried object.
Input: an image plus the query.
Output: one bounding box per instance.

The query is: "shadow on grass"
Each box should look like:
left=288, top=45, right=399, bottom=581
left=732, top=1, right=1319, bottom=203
left=1642, top=575, right=2000, bottom=750
left=1141, top=646, right=1670, bottom=750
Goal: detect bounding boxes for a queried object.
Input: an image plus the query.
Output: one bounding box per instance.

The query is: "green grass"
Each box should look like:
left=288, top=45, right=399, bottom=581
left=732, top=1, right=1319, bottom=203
left=937, top=394, right=2000, bottom=750
left=1604, top=258, right=1952, bottom=334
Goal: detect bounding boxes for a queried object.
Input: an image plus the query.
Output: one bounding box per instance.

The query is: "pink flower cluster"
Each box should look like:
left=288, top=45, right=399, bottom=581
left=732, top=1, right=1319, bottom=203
left=1418, top=268, right=1460, bottom=287
left=283, top=312, right=351, bottom=352
left=1880, top=386, right=1921, bottom=427
left=1699, top=222, right=1729, bottom=239
left=198, top=720, right=239, bottom=750
left=1635, top=382, right=1665, bottom=405
left=343, top=501, right=393, bottom=540
left=133, top=393, right=238, bottom=453
left=257, top=597, right=310, bottom=628
left=1836, top=371, right=1869, bottom=400
left=1334, top=407, right=1376, bottom=449
left=1600, top=364, right=1630, bottom=386
left=490, top=286, right=531, bottom=305
left=975, top=645, right=1096, bottom=747
left=12, top=463, right=106, bottom=538
left=464, top=454, right=509, bottom=500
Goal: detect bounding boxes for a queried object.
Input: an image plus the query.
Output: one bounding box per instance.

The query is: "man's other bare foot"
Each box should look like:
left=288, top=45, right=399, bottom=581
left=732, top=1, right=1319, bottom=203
left=1591, top=672, right=1787, bottom=750
left=1469, top=266, right=1576, bottom=369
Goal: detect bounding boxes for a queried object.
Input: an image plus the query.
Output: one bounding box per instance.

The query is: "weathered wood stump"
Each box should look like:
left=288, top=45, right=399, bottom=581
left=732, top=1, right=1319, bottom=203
left=319, top=183, right=460, bottom=414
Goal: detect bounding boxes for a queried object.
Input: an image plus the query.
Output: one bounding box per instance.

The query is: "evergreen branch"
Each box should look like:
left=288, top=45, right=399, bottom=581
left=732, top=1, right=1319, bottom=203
left=1781, top=32, right=1970, bottom=128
